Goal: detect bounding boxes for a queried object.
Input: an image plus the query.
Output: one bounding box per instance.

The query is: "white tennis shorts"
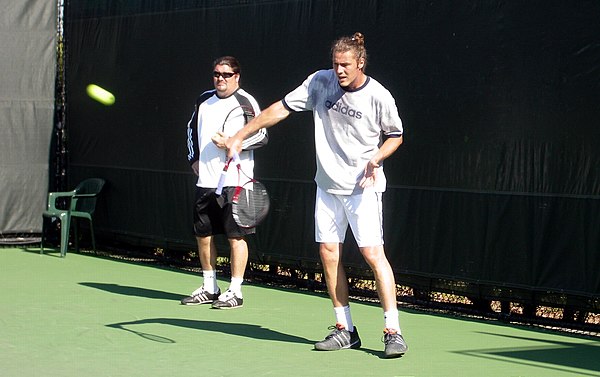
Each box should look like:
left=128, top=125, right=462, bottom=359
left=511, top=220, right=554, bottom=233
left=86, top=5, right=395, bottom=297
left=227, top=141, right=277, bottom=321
left=314, top=187, right=384, bottom=248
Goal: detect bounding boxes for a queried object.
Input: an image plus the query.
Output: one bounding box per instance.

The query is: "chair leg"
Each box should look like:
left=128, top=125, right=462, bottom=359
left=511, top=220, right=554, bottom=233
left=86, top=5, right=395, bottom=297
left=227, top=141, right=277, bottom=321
left=59, top=213, right=71, bottom=258
left=40, top=216, right=46, bottom=255
left=73, top=218, right=79, bottom=253
left=89, top=220, right=96, bottom=252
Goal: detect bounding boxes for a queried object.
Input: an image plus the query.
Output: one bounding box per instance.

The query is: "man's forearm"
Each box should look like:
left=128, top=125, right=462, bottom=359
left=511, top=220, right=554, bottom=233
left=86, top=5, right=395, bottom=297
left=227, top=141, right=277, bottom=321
left=372, top=136, right=403, bottom=164
left=242, top=100, right=289, bottom=136
left=227, top=100, right=290, bottom=154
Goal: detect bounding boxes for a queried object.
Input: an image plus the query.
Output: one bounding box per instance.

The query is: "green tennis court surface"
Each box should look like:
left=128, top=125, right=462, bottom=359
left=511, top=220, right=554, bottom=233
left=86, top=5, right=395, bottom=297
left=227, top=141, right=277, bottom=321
left=1, top=247, right=598, bottom=377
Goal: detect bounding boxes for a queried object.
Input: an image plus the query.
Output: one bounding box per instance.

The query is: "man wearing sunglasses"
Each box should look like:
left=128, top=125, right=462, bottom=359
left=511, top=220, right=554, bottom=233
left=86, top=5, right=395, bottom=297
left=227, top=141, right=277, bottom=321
left=183, top=56, right=268, bottom=309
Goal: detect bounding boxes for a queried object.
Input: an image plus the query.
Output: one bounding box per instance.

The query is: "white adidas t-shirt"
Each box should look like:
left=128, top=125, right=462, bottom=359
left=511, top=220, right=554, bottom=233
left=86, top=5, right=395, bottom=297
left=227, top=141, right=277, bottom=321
left=283, top=70, right=403, bottom=194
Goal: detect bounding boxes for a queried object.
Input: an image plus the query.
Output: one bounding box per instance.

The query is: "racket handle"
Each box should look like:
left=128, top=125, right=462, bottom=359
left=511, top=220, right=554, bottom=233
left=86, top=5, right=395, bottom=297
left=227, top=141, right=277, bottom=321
left=215, top=159, right=231, bottom=196
left=231, top=150, right=240, bottom=164
left=215, top=151, right=240, bottom=196
left=215, top=173, right=226, bottom=195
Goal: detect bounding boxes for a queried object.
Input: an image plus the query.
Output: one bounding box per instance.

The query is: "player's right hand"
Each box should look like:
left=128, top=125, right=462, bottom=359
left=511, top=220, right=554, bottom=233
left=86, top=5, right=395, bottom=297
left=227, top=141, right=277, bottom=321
left=225, top=135, right=243, bottom=159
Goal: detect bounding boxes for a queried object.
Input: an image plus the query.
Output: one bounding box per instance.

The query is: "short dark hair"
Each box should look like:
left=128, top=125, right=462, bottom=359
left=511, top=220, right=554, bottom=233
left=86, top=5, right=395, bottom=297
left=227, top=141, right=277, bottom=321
left=212, top=56, right=241, bottom=74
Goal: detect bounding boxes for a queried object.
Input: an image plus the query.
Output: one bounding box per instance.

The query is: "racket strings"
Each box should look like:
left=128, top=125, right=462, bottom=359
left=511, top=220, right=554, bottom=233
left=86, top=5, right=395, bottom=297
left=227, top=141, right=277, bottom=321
left=232, top=181, right=270, bottom=228
left=221, top=105, right=256, bottom=133
left=214, top=109, right=269, bottom=228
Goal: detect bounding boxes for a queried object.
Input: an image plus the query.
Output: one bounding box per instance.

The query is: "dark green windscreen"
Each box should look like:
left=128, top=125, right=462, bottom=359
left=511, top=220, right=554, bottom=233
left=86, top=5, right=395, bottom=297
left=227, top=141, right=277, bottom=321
left=65, top=1, right=600, bottom=302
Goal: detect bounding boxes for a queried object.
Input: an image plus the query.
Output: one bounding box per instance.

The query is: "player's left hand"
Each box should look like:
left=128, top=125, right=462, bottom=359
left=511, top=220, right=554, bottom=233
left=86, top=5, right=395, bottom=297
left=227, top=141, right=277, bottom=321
left=359, top=160, right=379, bottom=188
left=211, top=131, right=229, bottom=149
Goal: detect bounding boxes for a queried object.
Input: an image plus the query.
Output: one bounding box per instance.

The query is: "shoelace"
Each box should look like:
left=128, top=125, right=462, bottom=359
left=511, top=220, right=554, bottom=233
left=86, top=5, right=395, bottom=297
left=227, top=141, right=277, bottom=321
left=323, top=324, right=345, bottom=339
left=190, top=286, right=205, bottom=296
left=191, top=286, right=217, bottom=296
left=382, top=329, right=402, bottom=344
left=219, top=290, right=243, bottom=302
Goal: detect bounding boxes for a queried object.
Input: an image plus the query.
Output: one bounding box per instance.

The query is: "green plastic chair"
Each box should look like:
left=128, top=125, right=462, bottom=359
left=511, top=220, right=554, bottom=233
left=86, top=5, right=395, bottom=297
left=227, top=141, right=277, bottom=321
left=41, top=178, right=106, bottom=257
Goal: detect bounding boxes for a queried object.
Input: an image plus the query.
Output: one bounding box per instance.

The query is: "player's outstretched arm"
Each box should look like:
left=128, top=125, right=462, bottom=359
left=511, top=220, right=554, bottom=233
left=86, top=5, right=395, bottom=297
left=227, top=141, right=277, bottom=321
left=226, top=100, right=290, bottom=158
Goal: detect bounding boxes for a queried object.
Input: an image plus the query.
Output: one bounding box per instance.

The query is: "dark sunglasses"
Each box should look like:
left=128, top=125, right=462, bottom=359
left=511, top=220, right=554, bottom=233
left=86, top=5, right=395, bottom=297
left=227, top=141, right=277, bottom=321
left=213, top=71, right=236, bottom=79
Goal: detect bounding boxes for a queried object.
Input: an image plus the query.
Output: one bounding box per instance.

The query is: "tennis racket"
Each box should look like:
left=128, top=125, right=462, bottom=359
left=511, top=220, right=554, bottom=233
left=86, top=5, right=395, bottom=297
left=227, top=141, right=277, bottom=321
left=214, top=104, right=257, bottom=196
left=221, top=105, right=255, bottom=134
left=215, top=151, right=270, bottom=228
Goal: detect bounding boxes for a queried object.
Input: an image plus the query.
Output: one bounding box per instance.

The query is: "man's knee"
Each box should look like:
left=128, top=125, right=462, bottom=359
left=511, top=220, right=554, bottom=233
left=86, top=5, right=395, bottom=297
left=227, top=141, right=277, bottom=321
left=319, top=243, right=341, bottom=263
left=360, top=245, right=384, bottom=260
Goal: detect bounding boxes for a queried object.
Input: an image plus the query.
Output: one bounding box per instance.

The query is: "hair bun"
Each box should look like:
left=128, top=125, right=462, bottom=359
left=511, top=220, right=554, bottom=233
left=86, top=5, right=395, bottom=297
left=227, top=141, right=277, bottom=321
left=352, top=32, right=365, bottom=45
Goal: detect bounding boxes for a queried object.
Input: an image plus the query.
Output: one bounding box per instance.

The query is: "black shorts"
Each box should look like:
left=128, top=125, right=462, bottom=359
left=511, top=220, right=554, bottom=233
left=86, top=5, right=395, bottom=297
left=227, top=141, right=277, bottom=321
left=193, top=186, right=255, bottom=238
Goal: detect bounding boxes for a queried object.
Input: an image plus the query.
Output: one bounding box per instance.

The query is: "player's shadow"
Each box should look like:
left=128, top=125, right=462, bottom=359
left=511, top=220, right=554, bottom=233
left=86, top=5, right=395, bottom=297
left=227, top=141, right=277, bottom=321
left=109, top=318, right=390, bottom=358
left=89, top=282, right=390, bottom=357
left=79, top=282, right=183, bottom=301
left=107, top=318, right=314, bottom=345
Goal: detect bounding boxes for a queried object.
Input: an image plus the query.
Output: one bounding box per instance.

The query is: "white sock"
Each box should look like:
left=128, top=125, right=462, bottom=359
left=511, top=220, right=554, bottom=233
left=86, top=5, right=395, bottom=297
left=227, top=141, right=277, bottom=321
left=228, top=277, right=244, bottom=297
left=384, top=309, right=401, bottom=334
left=334, top=306, right=354, bottom=332
left=202, top=270, right=218, bottom=294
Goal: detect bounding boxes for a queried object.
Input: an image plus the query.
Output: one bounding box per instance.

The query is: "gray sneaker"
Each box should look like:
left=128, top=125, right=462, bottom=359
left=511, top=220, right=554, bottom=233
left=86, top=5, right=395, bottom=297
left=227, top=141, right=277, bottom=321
left=314, top=324, right=361, bottom=351
left=383, top=328, right=408, bottom=358
left=180, top=287, right=221, bottom=305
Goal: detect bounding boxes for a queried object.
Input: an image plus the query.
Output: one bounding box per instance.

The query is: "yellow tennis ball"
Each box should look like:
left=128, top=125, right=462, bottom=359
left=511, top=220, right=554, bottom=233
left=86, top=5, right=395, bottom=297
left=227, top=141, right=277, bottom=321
left=86, top=84, right=115, bottom=106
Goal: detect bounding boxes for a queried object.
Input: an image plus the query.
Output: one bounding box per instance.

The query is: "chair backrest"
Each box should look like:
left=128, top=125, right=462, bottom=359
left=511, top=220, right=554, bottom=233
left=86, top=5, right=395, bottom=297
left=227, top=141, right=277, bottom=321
left=72, top=178, right=106, bottom=214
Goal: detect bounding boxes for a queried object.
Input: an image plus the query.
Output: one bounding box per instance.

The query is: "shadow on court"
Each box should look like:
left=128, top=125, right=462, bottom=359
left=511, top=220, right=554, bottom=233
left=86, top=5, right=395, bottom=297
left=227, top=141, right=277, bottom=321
left=85, top=282, right=391, bottom=357
left=107, top=318, right=390, bottom=359
left=107, top=318, right=314, bottom=345
left=79, top=282, right=184, bottom=301
left=454, top=331, right=600, bottom=376
left=3, top=248, right=599, bottom=376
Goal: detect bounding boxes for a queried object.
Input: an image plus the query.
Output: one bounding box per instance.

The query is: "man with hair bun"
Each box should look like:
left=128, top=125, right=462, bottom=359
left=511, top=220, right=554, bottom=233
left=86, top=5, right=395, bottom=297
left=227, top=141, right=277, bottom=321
left=226, top=33, right=408, bottom=358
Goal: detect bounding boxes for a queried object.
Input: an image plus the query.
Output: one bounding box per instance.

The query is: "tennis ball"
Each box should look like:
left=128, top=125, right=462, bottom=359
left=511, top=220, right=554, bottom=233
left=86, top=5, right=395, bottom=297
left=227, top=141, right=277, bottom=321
left=86, top=84, right=115, bottom=106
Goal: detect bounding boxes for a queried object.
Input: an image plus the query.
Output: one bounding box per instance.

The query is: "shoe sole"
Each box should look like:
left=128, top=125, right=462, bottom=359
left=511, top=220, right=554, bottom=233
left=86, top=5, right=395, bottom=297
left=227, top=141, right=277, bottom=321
left=384, top=346, right=408, bottom=358
left=384, top=351, right=406, bottom=358
left=180, top=300, right=215, bottom=305
left=211, top=304, right=243, bottom=310
left=314, top=339, right=361, bottom=351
